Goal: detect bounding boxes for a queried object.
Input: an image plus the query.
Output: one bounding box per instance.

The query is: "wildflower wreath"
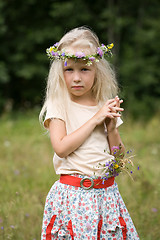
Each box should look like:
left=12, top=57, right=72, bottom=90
left=46, top=42, right=114, bottom=66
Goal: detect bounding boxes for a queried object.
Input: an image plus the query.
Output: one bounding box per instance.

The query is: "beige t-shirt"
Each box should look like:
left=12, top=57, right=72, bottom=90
left=44, top=100, right=123, bottom=177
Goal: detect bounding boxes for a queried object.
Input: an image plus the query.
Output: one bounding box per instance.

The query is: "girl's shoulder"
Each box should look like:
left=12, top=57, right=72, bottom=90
left=44, top=99, right=66, bottom=129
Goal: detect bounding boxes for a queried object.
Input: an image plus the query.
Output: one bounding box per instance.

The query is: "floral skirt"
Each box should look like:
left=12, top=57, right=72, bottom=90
left=41, top=177, right=139, bottom=240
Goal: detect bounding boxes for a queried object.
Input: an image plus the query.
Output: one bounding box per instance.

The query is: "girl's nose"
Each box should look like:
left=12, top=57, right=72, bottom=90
left=74, top=78, right=81, bottom=83
left=73, top=71, right=81, bottom=82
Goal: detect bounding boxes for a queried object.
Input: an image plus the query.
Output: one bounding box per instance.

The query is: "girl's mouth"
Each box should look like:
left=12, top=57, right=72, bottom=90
left=72, top=86, right=83, bottom=89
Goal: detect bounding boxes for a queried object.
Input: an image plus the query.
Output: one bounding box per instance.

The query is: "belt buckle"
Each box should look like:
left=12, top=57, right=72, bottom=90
left=80, top=177, right=94, bottom=190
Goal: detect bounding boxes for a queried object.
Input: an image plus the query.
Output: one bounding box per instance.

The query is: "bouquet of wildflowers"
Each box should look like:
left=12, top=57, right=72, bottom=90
left=96, top=144, right=138, bottom=181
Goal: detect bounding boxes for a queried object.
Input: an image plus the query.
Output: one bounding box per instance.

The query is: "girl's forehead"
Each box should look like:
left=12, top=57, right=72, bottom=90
left=63, top=59, right=95, bottom=69
left=64, top=58, right=86, bottom=65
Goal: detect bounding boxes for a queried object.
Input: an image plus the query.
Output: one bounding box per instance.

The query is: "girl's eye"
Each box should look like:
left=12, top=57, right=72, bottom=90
left=81, top=68, right=89, bottom=71
left=65, top=68, right=73, bottom=72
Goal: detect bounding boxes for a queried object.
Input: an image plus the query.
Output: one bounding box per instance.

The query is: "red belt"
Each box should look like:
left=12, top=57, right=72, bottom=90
left=60, top=174, right=114, bottom=190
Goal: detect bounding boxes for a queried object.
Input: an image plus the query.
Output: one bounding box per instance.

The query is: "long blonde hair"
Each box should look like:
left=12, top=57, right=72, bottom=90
left=39, top=26, right=118, bottom=124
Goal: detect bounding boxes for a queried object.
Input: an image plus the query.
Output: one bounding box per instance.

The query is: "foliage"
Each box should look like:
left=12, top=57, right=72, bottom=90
left=0, top=0, right=160, bottom=118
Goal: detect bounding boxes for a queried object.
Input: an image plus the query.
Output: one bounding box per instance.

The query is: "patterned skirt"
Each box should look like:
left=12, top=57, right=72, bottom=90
left=41, top=176, right=140, bottom=240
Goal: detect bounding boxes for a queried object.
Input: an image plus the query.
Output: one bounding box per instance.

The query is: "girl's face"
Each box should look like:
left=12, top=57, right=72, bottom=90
left=63, top=59, right=96, bottom=104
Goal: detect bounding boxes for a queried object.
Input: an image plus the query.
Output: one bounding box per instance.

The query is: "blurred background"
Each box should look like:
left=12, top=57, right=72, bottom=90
left=0, top=0, right=160, bottom=239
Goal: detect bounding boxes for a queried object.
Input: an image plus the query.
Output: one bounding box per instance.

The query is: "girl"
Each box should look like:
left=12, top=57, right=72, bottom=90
left=40, top=27, right=139, bottom=240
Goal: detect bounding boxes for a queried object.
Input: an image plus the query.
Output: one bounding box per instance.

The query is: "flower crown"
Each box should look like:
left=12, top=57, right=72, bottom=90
left=46, top=42, right=114, bottom=66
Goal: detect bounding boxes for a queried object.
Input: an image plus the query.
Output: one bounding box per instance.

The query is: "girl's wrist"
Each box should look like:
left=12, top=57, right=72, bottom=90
left=107, top=127, right=117, bottom=135
left=90, top=116, right=99, bottom=129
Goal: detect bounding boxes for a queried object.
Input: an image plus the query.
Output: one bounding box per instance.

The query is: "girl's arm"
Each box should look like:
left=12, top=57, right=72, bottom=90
left=107, top=127, right=125, bottom=156
left=105, top=96, right=125, bottom=156
left=49, top=98, right=124, bottom=158
left=49, top=116, right=97, bottom=158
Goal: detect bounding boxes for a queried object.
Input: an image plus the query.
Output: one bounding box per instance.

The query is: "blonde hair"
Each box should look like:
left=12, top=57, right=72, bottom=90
left=39, top=26, right=118, bottom=124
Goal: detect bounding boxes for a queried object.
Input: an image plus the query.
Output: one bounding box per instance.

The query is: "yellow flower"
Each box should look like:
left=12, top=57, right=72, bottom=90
left=108, top=43, right=114, bottom=49
left=49, top=47, right=54, bottom=52
left=114, top=164, right=119, bottom=169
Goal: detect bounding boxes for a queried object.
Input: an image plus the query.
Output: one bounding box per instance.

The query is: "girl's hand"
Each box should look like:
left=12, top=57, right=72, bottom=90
left=93, top=97, right=124, bottom=126
left=105, top=96, right=124, bottom=133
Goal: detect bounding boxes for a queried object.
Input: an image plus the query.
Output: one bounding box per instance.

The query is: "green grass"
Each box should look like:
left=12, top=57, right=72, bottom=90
left=0, top=110, right=159, bottom=240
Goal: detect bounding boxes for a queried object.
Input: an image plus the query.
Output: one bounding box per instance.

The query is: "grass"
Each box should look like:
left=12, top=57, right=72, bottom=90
left=0, top=110, right=159, bottom=240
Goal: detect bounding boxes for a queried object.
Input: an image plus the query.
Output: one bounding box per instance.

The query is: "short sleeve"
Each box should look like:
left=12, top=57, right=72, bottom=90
left=116, top=117, right=123, bottom=128
left=43, top=101, right=65, bottom=129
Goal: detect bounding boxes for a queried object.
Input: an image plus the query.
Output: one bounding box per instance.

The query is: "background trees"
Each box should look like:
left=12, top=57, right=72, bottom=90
left=0, top=0, right=160, bottom=118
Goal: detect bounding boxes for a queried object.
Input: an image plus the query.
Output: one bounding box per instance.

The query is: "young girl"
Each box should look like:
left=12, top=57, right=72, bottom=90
left=40, top=27, right=139, bottom=240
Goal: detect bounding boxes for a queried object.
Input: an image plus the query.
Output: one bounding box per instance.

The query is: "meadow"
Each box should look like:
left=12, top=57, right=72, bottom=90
left=0, top=110, right=159, bottom=240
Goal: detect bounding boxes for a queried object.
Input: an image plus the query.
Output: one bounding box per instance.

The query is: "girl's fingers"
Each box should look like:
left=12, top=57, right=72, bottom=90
left=115, top=96, right=123, bottom=105
left=107, top=111, right=122, bottom=118
left=110, top=112, right=121, bottom=117
left=107, top=101, right=117, bottom=108
left=107, top=113, right=114, bottom=119
left=104, top=98, right=124, bottom=115
left=109, top=99, right=123, bottom=107
left=106, top=99, right=116, bottom=106
left=109, top=106, right=124, bottom=112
